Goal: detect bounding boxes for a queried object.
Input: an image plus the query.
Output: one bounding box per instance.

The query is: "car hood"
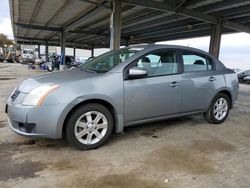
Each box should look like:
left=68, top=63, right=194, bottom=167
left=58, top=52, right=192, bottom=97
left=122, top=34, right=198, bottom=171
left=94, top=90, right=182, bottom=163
left=18, top=69, right=100, bottom=93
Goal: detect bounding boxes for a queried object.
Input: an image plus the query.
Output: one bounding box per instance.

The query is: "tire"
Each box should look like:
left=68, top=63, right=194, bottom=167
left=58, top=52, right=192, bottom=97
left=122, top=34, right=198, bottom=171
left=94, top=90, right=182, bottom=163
left=47, top=66, right=54, bottom=72
left=65, top=103, right=114, bottom=150
left=204, top=93, right=230, bottom=124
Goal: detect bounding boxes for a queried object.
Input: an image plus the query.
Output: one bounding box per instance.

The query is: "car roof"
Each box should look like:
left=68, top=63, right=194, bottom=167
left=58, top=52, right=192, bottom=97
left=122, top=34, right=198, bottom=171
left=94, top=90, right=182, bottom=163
left=128, top=44, right=213, bottom=58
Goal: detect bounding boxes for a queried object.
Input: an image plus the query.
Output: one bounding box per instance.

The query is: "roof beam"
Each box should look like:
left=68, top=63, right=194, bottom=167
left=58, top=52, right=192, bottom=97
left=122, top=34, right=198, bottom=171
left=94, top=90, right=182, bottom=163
left=65, top=3, right=110, bottom=32
left=46, top=0, right=113, bottom=40
left=184, top=0, right=224, bottom=9
left=15, top=23, right=63, bottom=32
left=79, top=0, right=111, bottom=9
left=197, top=0, right=250, bottom=13
left=133, top=25, right=210, bottom=41
left=121, top=0, right=216, bottom=23
left=24, top=0, right=43, bottom=39
left=16, top=36, right=94, bottom=49
left=65, top=4, right=133, bottom=39
left=121, top=0, right=250, bottom=33
left=122, top=15, right=188, bottom=35
left=212, top=5, right=250, bottom=19
left=131, top=23, right=208, bottom=39
left=46, top=0, right=71, bottom=26
left=34, top=0, right=70, bottom=39
left=30, top=0, right=43, bottom=24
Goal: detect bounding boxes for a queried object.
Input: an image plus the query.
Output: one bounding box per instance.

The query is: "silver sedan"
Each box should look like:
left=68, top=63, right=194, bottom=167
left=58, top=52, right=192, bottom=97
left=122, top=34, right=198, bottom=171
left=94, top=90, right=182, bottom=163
left=6, top=45, right=239, bottom=150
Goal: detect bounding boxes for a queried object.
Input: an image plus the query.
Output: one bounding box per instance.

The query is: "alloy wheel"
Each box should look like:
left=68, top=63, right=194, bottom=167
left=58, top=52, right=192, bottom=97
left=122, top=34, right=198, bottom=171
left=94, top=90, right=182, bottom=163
left=213, top=97, right=229, bottom=121
left=74, top=111, right=108, bottom=145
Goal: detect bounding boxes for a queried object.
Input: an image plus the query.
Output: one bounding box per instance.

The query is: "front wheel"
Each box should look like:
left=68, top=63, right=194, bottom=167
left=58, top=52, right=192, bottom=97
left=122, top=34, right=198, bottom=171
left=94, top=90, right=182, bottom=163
left=47, top=64, right=54, bottom=72
left=65, top=103, right=114, bottom=150
left=204, top=93, right=230, bottom=124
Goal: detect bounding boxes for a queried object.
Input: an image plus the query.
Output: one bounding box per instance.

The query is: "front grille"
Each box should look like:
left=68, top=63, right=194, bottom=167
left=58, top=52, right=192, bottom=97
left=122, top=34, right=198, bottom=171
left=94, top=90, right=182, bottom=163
left=11, top=89, right=20, bottom=102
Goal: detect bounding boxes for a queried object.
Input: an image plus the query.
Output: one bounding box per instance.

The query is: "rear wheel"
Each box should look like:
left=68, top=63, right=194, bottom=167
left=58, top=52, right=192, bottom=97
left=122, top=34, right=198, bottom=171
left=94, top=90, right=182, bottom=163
left=66, top=103, right=113, bottom=150
left=204, top=93, right=230, bottom=124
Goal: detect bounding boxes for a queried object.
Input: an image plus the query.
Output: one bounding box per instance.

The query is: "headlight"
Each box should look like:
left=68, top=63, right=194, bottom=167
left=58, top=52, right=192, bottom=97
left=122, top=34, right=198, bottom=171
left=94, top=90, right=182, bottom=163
left=22, top=85, right=59, bottom=106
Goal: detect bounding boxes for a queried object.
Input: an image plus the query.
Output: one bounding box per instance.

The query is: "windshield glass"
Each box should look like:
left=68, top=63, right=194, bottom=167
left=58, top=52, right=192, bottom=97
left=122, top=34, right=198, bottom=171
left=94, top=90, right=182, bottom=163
left=80, top=47, right=143, bottom=73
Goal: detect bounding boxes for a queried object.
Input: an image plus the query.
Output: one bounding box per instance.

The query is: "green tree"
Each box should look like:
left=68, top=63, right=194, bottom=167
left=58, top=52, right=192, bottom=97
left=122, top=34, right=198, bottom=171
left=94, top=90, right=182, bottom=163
left=0, top=33, right=14, bottom=47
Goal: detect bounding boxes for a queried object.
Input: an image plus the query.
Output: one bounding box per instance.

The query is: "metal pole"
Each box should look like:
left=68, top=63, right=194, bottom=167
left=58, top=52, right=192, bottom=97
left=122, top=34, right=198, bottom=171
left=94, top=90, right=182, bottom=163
left=110, top=0, right=122, bottom=50
left=45, top=41, right=49, bottom=62
left=37, top=44, right=41, bottom=58
left=60, top=31, right=65, bottom=70
left=209, top=20, right=222, bottom=58
left=73, top=47, right=76, bottom=58
left=91, top=47, right=94, bottom=58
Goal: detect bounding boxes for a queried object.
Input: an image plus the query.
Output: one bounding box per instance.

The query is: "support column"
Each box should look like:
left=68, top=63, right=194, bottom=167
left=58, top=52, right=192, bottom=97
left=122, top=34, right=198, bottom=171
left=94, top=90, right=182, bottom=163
left=37, top=44, right=41, bottom=58
left=91, top=47, right=94, bottom=58
left=209, top=20, right=223, bottom=58
left=45, top=41, right=49, bottom=62
left=110, top=0, right=122, bottom=50
left=73, top=47, right=76, bottom=58
left=60, top=31, right=65, bottom=70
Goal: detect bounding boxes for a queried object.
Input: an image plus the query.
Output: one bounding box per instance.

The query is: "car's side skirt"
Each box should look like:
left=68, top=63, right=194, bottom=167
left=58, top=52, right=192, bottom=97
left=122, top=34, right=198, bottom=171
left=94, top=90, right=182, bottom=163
left=124, top=111, right=205, bottom=127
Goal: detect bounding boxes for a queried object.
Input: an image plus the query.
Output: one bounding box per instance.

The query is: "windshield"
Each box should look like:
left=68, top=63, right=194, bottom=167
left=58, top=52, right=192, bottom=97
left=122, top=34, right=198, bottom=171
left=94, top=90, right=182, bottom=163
left=80, top=47, right=143, bottom=73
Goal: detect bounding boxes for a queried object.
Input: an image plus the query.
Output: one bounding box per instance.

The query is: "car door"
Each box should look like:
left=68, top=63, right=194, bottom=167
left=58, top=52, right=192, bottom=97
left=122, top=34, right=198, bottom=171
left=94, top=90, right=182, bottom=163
left=124, top=49, right=182, bottom=124
left=180, top=50, right=218, bottom=113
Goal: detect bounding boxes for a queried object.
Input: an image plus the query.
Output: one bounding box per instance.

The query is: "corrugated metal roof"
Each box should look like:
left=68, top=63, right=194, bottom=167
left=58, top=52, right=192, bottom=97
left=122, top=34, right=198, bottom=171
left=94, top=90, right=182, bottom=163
left=10, top=0, right=250, bottom=49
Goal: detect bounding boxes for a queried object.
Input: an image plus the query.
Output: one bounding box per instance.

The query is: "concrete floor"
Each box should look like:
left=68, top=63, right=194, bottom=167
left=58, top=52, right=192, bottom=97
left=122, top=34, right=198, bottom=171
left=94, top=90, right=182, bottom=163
left=0, top=63, right=250, bottom=188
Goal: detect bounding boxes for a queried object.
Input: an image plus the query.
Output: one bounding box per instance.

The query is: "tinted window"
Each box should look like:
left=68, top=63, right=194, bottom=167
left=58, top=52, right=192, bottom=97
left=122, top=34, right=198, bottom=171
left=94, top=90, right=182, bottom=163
left=135, top=50, right=178, bottom=76
left=182, top=52, right=213, bottom=72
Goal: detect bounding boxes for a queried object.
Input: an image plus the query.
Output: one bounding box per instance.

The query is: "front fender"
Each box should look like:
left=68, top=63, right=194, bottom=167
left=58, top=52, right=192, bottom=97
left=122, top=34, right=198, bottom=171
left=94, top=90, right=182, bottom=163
left=55, top=94, right=123, bottom=138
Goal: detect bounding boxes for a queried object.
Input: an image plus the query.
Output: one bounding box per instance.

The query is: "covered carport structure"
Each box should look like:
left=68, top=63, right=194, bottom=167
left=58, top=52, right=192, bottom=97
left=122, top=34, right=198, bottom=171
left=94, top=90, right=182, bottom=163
left=9, top=0, right=250, bottom=69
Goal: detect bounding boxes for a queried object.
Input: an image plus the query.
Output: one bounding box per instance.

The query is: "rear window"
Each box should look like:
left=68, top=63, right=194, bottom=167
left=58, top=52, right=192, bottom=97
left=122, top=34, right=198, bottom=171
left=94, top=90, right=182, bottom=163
left=181, top=51, right=213, bottom=72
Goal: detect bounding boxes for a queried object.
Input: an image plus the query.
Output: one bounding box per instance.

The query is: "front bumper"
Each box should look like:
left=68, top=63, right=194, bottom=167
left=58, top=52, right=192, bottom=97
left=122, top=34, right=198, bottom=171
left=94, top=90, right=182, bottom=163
left=6, top=99, right=65, bottom=139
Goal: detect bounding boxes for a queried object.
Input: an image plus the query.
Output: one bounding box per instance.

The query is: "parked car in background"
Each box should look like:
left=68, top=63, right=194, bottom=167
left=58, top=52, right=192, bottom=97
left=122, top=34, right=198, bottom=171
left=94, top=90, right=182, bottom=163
left=242, top=76, right=250, bottom=84
left=21, top=49, right=34, bottom=64
left=6, top=45, right=239, bottom=150
left=237, top=69, right=250, bottom=83
left=47, top=55, right=79, bottom=71
left=231, top=68, right=241, bottom=73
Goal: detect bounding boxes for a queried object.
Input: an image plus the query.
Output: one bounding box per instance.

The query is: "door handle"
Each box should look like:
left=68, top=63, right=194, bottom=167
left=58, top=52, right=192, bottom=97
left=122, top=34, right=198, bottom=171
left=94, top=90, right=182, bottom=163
left=169, top=81, right=180, bottom=88
left=208, top=76, right=216, bottom=82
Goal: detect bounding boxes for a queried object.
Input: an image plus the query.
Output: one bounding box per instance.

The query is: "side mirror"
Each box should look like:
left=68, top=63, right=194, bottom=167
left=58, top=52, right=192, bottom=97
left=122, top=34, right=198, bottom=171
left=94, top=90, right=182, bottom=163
left=128, top=67, right=148, bottom=78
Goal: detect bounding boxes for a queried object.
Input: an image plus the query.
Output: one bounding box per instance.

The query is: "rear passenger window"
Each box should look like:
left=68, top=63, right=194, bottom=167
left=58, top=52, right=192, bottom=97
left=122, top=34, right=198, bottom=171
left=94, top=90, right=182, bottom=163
left=182, top=52, right=213, bottom=72
left=135, top=50, right=178, bottom=77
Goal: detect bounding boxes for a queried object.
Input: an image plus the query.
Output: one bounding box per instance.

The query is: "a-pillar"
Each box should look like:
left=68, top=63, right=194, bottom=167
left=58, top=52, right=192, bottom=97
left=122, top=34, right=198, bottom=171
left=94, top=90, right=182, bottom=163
left=209, top=20, right=223, bottom=58
left=110, top=0, right=121, bottom=50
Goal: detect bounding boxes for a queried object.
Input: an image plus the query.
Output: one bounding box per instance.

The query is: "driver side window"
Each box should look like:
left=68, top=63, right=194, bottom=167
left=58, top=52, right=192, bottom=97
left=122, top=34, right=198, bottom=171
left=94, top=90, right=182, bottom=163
left=135, top=50, right=178, bottom=77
